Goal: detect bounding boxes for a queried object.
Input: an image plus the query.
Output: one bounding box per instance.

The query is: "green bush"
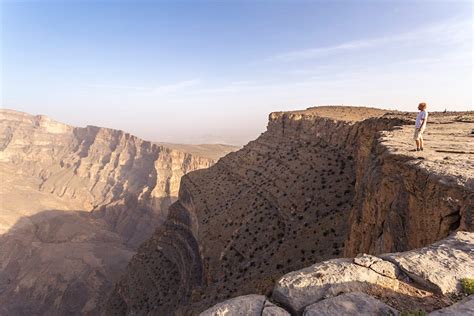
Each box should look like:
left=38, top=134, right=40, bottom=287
left=400, top=311, right=426, bottom=316
left=461, top=278, right=474, bottom=295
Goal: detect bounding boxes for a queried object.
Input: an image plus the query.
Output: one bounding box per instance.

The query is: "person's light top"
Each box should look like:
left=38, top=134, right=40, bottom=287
left=415, top=110, right=428, bottom=129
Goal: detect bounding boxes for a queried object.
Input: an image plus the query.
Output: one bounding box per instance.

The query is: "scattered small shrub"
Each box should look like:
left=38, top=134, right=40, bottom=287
left=461, top=278, right=474, bottom=295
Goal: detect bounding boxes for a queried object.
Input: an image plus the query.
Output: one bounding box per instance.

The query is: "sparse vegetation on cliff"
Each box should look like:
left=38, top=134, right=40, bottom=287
left=461, top=278, right=474, bottom=295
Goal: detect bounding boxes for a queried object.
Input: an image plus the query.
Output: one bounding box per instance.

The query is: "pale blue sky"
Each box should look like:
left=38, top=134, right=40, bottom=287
left=1, top=0, right=473, bottom=145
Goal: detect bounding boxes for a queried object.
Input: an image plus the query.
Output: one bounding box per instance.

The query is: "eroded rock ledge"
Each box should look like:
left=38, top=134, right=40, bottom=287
left=202, top=231, right=474, bottom=315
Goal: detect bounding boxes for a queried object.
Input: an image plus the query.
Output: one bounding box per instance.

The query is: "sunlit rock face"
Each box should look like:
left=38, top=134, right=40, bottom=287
left=106, top=106, right=473, bottom=315
left=0, top=109, right=235, bottom=315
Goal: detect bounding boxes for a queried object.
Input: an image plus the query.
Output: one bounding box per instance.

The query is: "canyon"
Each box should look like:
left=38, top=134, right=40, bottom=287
left=1, top=106, right=472, bottom=315
left=0, top=109, right=236, bottom=315
left=105, top=106, right=473, bottom=315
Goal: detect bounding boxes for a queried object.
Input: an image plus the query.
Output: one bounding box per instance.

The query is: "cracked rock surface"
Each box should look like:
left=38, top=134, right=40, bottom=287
left=303, top=292, right=398, bottom=316
left=381, top=231, right=474, bottom=295
left=272, top=258, right=400, bottom=313
left=200, top=294, right=289, bottom=316
left=429, top=295, right=474, bottom=315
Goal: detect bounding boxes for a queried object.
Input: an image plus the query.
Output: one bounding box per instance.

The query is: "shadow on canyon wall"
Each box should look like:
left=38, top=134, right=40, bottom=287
left=0, top=196, right=175, bottom=315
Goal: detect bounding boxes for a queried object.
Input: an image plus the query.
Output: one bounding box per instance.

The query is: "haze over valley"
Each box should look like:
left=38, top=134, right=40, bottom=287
left=1, top=1, right=473, bottom=315
left=0, top=109, right=236, bottom=314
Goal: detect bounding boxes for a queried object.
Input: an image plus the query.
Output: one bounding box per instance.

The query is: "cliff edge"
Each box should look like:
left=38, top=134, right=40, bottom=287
left=105, top=106, right=473, bottom=314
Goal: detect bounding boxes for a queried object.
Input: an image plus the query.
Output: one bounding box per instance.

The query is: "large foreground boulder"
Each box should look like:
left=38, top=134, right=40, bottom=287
left=273, top=231, right=473, bottom=313
left=429, top=295, right=474, bottom=315
left=272, top=258, right=400, bottom=313
left=381, top=231, right=474, bottom=295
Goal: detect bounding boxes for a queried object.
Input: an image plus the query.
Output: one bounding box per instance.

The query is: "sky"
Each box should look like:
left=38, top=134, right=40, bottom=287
left=1, top=0, right=473, bottom=145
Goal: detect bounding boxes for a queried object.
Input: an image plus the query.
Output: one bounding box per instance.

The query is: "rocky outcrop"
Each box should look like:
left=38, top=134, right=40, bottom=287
left=273, top=231, right=472, bottom=313
left=303, top=292, right=398, bottom=316
left=0, top=109, right=235, bottom=315
left=381, top=231, right=474, bottom=295
left=429, top=295, right=474, bottom=315
left=106, top=106, right=473, bottom=314
left=202, top=232, right=473, bottom=315
left=199, top=294, right=289, bottom=316
left=272, top=257, right=400, bottom=313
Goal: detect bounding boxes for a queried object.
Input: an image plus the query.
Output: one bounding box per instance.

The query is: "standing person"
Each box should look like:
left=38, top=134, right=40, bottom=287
left=414, top=102, right=428, bottom=151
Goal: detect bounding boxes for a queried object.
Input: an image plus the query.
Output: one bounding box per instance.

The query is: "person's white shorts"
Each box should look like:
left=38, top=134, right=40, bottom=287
left=413, top=128, right=424, bottom=141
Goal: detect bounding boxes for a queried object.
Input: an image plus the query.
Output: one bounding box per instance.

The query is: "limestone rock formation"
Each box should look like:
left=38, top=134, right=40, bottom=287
left=353, top=254, right=400, bottom=279
left=381, top=231, right=474, bottom=295
left=273, top=231, right=473, bottom=313
left=272, top=258, right=399, bottom=313
left=199, top=294, right=289, bottom=316
left=303, top=292, right=398, bottom=316
left=429, top=295, right=474, bottom=315
left=202, top=232, right=474, bottom=315
left=0, top=109, right=236, bottom=314
left=106, top=106, right=473, bottom=314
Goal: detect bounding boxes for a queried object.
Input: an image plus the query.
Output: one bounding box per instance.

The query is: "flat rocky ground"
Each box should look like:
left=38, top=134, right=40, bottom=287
left=380, top=113, right=474, bottom=190
left=295, top=105, right=388, bottom=121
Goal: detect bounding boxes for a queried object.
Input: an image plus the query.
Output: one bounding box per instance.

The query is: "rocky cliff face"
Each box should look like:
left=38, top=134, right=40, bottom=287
left=345, top=114, right=473, bottom=256
left=0, top=109, right=235, bottom=315
left=106, top=106, right=473, bottom=314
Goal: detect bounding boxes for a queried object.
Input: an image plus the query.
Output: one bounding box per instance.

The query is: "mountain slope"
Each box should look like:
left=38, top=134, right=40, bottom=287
left=0, top=109, right=236, bottom=314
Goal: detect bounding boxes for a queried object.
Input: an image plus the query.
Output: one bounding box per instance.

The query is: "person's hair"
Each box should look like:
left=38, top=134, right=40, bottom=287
left=418, top=102, right=427, bottom=110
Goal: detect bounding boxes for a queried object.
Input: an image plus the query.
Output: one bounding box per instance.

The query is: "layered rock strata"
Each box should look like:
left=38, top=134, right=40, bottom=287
left=107, top=106, right=473, bottom=314
left=0, top=109, right=235, bottom=314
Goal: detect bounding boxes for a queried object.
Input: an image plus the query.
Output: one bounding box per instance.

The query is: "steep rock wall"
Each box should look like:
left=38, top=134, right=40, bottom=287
left=345, top=118, right=473, bottom=256
left=105, top=107, right=386, bottom=313
left=0, top=110, right=213, bottom=211
left=0, top=109, right=233, bottom=314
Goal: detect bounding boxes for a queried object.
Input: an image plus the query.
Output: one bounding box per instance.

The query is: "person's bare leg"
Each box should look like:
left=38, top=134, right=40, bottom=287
left=420, top=137, right=424, bottom=150
left=415, top=139, right=420, bottom=150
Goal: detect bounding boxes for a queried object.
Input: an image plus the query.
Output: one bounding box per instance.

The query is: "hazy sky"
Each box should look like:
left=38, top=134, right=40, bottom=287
left=1, top=1, right=473, bottom=145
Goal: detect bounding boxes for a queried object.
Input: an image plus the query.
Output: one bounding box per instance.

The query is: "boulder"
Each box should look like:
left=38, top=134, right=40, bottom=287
left=353, top=254, right=400, bottom=279
left=381, top=231, right=474, bottom=294
left=303, top=292, right=398, bottom=316
left=272, top=258, right=399, bottom=313
left=262, top=300, right=291, bottom=316
left=200, top=294, right=290, bottom=316
left=429, top=295, right=474, bottom=315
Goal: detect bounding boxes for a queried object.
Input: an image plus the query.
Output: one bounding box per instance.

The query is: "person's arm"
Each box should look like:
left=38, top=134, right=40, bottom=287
left=419, top=112, right=426, bottom=129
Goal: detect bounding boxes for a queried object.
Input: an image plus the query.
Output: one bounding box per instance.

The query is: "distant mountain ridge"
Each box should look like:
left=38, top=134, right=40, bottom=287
left=0, top=109, right=236, bottom=314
